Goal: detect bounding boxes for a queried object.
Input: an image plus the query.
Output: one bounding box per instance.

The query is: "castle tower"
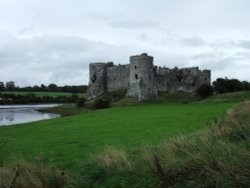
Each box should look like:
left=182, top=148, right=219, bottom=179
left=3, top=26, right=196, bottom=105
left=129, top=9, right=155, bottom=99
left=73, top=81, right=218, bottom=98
left=87, top=63, right=108, bottom=99
left=127, top=53, right=157, bottom=100
left=198, top=70, right=211, bottom=86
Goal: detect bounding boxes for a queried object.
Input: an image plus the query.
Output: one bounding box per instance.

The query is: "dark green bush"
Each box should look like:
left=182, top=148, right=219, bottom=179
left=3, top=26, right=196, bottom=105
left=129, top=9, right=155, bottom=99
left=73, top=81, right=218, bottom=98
left=76, top=98, right=86, bottom=107
left=196, top=84, right=214, bottom=98
left=92, top=97, right=111, bottom=109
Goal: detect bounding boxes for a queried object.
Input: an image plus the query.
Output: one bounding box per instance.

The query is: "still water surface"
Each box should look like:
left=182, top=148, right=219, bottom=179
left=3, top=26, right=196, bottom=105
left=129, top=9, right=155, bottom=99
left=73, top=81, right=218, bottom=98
left=0, top=104, right=60, bottom=126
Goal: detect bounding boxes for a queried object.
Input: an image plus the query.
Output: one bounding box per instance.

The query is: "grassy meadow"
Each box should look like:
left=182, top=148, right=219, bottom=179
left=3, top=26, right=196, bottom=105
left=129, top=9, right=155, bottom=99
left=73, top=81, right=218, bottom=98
left=0, top=91, right=250, bottom=187
left=0, top=102, right=235, bottom=169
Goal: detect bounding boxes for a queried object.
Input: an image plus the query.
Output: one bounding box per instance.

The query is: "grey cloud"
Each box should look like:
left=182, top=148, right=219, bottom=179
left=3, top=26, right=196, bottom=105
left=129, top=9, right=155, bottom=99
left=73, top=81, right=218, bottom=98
left=237, top=40, right=250, bottom=49
left=0, top=34, right=129, bottom=86
left=109, top=19, right=160, bottom=29
left=182, top=37, right=206, bottom=47
left=0, top=0, right=250, bottom=86
left=191, top=53, right=237, bottom=71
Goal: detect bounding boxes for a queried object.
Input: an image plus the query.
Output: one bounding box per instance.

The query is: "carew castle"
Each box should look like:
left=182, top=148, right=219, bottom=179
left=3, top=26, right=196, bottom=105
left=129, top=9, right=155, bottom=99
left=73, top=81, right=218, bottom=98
left=87, top=53, right=211, bottom=101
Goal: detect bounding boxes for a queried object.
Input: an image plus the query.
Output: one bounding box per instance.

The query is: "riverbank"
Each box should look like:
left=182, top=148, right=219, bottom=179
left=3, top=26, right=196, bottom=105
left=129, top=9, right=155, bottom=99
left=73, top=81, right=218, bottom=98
left=38, top=103, right=91, bottom=116
left=0, top=104, right=61, bottom=126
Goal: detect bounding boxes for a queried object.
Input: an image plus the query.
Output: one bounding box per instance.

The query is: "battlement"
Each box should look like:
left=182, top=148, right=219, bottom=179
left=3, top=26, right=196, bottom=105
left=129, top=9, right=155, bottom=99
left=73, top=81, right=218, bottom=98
left=87, top=53, right=211, bottom=100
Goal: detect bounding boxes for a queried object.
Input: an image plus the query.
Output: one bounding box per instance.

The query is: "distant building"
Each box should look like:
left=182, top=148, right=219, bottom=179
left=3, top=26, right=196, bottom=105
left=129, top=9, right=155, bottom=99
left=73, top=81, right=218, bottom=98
left=6, top=81, right=15, bottom=89
left=87, top=53, right=211, bottom=101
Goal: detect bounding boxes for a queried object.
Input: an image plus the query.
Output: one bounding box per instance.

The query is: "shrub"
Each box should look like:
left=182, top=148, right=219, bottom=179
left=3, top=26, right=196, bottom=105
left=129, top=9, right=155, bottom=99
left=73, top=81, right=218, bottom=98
left=69, top=93, right=79, bottom=103
left=196, top=84, right=214, bottom=98
left=92, top=97, right=111, bottom=109
left=76, top=98, right=86, bottom=107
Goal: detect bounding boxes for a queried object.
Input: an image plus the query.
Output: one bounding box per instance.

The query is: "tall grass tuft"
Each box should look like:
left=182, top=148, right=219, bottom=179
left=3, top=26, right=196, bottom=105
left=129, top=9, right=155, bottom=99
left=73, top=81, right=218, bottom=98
left=101, top=147, right=132, bottom=171
left=0, top=157, right=72, bottom=188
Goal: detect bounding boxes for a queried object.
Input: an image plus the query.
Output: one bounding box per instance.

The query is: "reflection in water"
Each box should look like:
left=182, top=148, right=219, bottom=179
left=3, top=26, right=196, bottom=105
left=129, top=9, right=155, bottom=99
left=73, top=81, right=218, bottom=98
left=0, top=113, right=3, bottom=121
left=0, top=105, right=60, bottom=126
left=6, top=113, right=14, bottom=122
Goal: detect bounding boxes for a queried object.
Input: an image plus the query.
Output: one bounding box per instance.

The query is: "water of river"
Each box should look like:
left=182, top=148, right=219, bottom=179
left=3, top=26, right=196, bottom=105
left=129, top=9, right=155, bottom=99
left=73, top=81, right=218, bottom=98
left=0, top=104, right=60, bottom=126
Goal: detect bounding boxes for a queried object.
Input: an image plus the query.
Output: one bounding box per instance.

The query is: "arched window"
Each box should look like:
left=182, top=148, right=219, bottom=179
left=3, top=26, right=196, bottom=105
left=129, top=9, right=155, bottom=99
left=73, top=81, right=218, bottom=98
left=135, top=74, right=138, bottom=80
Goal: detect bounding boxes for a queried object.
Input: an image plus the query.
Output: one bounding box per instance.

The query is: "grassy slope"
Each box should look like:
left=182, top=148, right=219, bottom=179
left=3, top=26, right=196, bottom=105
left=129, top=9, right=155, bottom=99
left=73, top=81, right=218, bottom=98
left=1, top=91, right=85, bottom=97
left=0, top=102, right=235, bottom=172
left=204, top=90, right=250, bottom=102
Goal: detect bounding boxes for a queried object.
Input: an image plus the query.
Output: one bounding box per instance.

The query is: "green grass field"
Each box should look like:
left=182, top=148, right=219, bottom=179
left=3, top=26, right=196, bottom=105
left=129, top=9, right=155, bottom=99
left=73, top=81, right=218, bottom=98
left=1, top=91, right=85, bottom=97
left=0, top=101, right=236, bottom=172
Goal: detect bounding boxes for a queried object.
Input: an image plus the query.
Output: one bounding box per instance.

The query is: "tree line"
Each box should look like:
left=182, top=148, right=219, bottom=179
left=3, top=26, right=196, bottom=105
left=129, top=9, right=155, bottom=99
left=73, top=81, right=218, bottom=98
left=196, top=78, right=250, bottom=98
left=0, top=83, right=88, bottom=93
left=0, top=93, right=81, bottom=105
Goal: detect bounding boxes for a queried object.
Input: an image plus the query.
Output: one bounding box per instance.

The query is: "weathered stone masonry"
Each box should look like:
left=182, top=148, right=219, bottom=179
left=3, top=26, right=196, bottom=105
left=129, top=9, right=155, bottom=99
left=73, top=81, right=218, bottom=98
left=87, top=53, right=211, bottom=101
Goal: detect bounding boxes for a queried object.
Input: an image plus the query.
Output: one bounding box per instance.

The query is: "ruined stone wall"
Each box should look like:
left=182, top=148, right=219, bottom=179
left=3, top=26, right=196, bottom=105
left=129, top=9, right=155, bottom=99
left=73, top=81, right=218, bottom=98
left=87, top=63, right=108, bottom=99
left=106, top=64, right=129, bottom=92
left=155, top=67, right=201, bottom=93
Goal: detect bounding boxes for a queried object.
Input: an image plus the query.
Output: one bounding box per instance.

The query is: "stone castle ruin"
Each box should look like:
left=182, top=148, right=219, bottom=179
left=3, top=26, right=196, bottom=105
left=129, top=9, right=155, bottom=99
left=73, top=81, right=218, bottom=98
left=87, top=53, right=211, bottom=101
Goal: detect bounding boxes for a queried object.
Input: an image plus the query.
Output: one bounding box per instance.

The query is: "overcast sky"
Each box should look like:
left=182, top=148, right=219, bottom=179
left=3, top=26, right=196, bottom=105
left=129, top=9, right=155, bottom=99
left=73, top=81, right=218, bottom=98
left=0, top=0, right=250, bottom=86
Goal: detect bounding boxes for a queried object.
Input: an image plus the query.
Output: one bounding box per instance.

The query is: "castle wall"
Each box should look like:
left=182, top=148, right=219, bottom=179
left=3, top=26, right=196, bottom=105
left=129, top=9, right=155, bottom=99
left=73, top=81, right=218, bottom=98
left=106, top=64, right=129, bottom=92
left=155, top=67, right=200, bottom=93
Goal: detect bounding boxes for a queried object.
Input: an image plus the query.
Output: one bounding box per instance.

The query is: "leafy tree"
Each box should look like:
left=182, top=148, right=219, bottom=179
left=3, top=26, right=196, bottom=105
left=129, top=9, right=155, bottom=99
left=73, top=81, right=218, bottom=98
left=213, top=78, right=244, bottom=93
left=48, top=83, right=58, bottom=91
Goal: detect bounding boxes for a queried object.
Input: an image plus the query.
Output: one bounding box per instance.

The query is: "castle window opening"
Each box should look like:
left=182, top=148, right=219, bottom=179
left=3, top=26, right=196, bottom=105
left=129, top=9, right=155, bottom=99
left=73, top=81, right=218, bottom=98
left=204, top=77, right=207, bottom=81
left=91, top=73, right=97, bottom=83
left=134, top=65, right=137, bottom=69
left=177, top=76, right=182, bottom=82
left=135, top=74, right=138, bottom=80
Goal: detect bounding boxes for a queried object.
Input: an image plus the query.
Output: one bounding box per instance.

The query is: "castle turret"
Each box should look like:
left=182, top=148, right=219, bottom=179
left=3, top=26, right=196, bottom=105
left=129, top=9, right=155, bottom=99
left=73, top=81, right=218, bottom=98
left=198, top=70, right=211, bottom=86
left=87, top=63, right=108, bottom=99
left=127, top=53, right=157, bottom=100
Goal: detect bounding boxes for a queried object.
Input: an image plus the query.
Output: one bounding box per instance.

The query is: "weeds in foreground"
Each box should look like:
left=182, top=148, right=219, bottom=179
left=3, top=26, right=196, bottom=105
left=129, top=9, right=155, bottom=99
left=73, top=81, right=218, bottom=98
left=0, top=156, right=72, bottom=188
